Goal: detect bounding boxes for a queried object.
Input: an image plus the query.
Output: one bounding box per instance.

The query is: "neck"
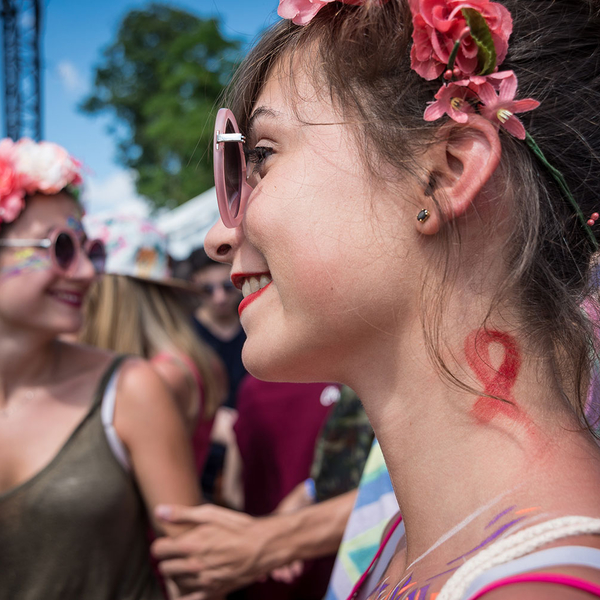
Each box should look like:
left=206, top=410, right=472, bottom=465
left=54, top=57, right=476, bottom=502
left=346, top=310, right=595, bottom=567
left=0, top=325, right=59, bottom=403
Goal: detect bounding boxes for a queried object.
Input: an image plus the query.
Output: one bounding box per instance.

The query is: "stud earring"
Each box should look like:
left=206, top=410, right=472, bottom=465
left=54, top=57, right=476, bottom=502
left=417, top=209, right=430, bottom=223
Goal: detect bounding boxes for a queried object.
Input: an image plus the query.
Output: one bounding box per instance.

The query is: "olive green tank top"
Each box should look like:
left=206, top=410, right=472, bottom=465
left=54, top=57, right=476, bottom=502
left=0, top=356, right=164, bottom=600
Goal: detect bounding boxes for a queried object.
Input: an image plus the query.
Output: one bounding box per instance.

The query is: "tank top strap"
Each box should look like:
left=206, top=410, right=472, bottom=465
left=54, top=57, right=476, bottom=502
left=99, top=355, right=131, bottom=471
left=94, top=355, right=129, bottom=407
left=463, top=546, right=600, bottom=599
left=466, top=573, right=600, bottom=599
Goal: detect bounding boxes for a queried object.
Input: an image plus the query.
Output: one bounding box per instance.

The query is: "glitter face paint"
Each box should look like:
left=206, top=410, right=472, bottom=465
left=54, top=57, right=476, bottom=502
left=66, top=216, right=84, bottom=237
left=365, top=506, right=541, bottom=600
left=0, top=248, right=51, bottom=282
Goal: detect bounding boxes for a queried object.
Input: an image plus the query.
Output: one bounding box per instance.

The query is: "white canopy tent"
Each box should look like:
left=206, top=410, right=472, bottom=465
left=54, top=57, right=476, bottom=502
left=156, top=187, right=219, bottom=260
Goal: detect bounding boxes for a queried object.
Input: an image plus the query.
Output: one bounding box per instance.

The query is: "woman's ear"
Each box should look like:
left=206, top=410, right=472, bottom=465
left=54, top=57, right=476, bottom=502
left=416, top=115, right=502, bottom=234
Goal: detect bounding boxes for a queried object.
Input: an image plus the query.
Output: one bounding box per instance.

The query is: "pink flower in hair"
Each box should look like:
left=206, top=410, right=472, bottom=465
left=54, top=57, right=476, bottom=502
left=424, top=80, right=475, bottom=123
left=0, top=137, right=83, bottom=226
left=410, top=0, right=512, bottom=80
left=478, top=72, right=540, bottom=139
left=0, top=190, right=25, bottom=223
left=14, top=139, right=80, bottom=195
left=277, top=0, right=380, bottom=26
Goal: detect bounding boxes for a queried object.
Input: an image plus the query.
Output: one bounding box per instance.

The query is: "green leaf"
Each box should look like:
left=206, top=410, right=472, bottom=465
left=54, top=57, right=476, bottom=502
left=461, top=8, right=497, bottom=76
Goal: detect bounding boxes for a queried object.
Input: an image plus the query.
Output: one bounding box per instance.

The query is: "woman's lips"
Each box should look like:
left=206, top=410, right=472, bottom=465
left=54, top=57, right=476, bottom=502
left=238, top=281, right=272, bottom=316
left=47, top=290, right=84, bottom=308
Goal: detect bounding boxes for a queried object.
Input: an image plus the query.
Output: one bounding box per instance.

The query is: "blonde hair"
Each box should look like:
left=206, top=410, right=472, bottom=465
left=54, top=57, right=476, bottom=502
left=79, top=274, right=224, bottom=419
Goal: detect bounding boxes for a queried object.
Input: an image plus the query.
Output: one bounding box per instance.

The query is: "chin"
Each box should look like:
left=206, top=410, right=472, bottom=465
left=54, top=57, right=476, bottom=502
left=241, top=338, right=337, bottom=384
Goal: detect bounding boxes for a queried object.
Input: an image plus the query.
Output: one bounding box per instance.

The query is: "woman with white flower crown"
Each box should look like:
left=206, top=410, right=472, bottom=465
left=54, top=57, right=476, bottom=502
left=0, top=138, right=200, bottom=600
left=153, top=0, right=600, bottom=598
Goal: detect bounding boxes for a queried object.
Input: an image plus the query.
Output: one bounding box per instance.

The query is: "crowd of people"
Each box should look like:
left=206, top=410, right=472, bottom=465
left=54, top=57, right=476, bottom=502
left=1, top=0, right=600, bottom=599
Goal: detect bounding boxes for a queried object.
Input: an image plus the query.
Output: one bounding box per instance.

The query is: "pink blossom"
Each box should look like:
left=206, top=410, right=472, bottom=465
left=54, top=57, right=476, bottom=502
left=0, top=137, right=83, bottom=226
left=277, top=0, right=382, bottom=26
left=424, top=80, right=475, bottom=123
left=14, top=139, right=81, bottom=195
left=477, top=72, right=539, bottom=139
left=410, top=0, right=513, bottom=80
left=0, top=191, right=25, bottom=223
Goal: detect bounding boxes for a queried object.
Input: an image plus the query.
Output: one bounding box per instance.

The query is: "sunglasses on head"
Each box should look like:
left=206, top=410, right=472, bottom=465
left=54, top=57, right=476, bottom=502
left=213, top=108, right=257, bottom=228
left=0, top=228, right=106, bottom=276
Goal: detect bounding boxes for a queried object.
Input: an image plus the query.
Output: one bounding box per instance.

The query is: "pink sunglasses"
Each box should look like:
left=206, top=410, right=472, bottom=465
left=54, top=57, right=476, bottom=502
left=0, top=228, right=106, bottom=276
left=213, top=108, right=255, bottom=228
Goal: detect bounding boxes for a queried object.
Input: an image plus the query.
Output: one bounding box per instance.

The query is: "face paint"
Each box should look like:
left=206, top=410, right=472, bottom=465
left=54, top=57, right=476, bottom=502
left=464, top=330, right=527, bottom=425
left=0, top=248, right=52, bottom=282
left=366, top=504, right=540, bottom=600
left=66, top=216, right=84, bottom=237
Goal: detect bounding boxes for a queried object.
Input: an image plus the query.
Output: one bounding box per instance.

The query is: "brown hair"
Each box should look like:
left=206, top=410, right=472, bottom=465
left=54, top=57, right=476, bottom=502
left=79, top=274, right=225, bottom=419
left=226, top=0, right=600, bottom=426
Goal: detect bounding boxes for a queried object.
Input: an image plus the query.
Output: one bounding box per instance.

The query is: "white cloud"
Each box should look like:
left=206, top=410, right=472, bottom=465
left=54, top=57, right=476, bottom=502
left=82, top=169, right=150, bottom=218
left=56, top=60, right=85, bottom=94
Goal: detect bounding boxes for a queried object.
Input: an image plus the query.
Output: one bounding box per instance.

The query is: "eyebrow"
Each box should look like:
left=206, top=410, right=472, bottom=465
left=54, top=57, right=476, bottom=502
left=246, top=107, right=280, bottom=145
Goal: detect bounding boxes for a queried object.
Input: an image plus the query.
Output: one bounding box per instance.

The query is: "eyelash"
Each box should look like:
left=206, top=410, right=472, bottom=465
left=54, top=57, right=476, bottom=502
left=245, top=146, right=274, bottom=176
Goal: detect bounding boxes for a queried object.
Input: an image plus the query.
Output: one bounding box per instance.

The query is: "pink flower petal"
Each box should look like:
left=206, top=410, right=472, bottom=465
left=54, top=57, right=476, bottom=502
left=502, top=115, right=526, bottom=139
left=499, top=73, right=518, bottom=103
left=424, top=101, right=448, bottom=121
left=512, top=98, right=540, bottom=114
left=477, top=82, right=498, bottom=106
left=448, top=106, right=470, bottom=123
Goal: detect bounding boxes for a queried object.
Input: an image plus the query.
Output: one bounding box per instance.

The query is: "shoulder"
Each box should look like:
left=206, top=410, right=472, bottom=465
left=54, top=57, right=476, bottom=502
left=112, top=358, right=185, bottom=447
left=117, top=358, right=172, bottom=405
left=151, top=355, right=194, bottom=399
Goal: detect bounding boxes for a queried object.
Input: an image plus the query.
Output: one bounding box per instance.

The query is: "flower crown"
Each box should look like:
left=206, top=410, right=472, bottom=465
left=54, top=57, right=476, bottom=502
left=0, top=138, right=83, bottom=226
left=277, top=0, right=598, bottom=250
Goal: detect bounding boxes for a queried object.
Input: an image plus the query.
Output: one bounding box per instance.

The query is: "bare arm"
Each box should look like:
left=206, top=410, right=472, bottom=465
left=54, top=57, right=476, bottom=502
left=114, top=359, right=201, bottom=538
left=151, top=488, right=357, bottom=598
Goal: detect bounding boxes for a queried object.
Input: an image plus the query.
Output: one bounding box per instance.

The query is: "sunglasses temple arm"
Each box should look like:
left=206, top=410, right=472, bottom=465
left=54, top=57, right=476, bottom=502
left=0, top=239, right=51, bottom=248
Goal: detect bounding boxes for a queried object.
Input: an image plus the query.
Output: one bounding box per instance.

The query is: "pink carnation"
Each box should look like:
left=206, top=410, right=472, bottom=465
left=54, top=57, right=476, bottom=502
left=0, top=191, right=25, bottom=224
left=14, top=139, right=81, bottom=195
left=410, top=0, right=513, bottom=80
left=277, top=0, right=379, bottom=26
left=0, top=137, right=83, bottom=226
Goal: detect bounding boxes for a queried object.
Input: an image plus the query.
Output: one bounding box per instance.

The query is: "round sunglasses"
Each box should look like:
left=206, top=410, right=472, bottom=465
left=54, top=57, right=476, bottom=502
left=0, top=228, right=106, bottom=276
left=213, top=108, right=256, bottom=228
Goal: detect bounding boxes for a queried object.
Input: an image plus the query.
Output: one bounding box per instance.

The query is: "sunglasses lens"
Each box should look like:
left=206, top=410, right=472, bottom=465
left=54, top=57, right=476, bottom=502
left=54, top=232, right=76, bottom=271
left=87, top=240, right=106, bottom=273
left=224, top=118, right=243, bottom=218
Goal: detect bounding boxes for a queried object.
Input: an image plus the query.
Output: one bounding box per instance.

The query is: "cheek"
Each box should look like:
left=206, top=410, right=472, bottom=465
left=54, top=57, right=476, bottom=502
left=0, top=249, right=53, bottom=282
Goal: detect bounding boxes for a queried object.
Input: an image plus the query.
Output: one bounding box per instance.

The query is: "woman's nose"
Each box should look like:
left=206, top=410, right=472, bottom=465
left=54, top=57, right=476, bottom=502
left=71, top=249, right=97, bottom=281
left=204, top=218, right=243, bottom=265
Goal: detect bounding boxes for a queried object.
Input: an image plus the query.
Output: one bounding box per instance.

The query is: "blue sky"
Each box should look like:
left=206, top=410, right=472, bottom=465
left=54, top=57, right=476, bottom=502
left=36, top=0, right=279, bottom=214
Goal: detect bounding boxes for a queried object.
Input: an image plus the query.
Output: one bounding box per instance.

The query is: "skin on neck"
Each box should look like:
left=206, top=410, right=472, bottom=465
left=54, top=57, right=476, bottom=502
left=338, top=193, right=600, bottom=577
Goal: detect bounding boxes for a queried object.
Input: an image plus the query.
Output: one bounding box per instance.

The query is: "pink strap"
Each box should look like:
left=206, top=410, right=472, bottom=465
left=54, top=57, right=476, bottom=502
left=346, top=514, right=404, bottom=600
left=152, top=351, right=203, bottom=391
left=467, top=573, right=600, bottom=599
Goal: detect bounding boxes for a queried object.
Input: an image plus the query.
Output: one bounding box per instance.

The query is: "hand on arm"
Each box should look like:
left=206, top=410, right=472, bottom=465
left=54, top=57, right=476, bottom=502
left=151, top=488, right=358, bottom=599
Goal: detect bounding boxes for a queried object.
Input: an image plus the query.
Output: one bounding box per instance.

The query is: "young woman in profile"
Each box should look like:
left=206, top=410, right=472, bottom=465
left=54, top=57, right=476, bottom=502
left=0, top=139, right=199, bottom=600
left=197, top=0, right=600, bottom=598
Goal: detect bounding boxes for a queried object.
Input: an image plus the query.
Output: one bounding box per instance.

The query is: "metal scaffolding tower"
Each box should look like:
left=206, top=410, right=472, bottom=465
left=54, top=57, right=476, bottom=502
left=1, top=0, right=42, bottom=141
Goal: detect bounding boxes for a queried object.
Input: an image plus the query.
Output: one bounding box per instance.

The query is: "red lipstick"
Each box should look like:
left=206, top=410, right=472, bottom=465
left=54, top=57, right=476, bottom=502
left=238, top=281, right=272, bottom=316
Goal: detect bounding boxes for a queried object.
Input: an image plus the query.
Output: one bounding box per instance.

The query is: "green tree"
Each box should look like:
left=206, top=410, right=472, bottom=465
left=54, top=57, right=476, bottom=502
left=81, top=3, right=239, bottom=209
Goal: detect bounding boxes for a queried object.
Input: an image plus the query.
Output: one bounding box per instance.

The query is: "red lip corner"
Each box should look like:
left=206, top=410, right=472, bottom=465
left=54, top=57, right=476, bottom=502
left=238, top=281, right=272, bottom=316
